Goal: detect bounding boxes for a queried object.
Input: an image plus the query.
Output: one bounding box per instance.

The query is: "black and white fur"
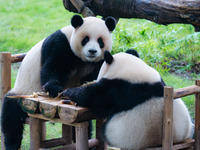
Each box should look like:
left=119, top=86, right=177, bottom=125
left=1, top=15, right=116, bottom=150
left=62, top=50, right=194, bottom=149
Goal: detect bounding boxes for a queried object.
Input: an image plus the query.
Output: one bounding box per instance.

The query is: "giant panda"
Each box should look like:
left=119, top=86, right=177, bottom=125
left=61, top=49, right=194, bottom=149
left=1, top=15, right=116, bottom=150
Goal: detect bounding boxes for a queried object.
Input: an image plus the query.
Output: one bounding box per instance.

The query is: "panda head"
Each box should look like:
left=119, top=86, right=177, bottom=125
left=97, top=49, right=162, bottom=83
left=70, top=15, right=116, bottom=62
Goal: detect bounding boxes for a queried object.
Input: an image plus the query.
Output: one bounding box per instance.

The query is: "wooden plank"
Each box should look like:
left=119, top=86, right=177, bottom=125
left=19, top=96, right=48, bottom=114
left=11, top=53, right=26, bottom=63
left=174, top=85, right=200, bottom=99
left=195, top=80, right=200, bottom=150
left=162, top=86, right=174, bottom=150
left=39, top=99, right=61, bottom=118
left=0, top=52, right=11, bottom=150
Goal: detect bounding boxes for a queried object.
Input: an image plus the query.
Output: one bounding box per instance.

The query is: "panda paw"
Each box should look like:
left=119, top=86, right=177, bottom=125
left=43, top=81, right=63, bottom=98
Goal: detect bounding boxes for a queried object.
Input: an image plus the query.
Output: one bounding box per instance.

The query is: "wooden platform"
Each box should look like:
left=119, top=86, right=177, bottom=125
left=19, top=96, right=97, bottom=123
left=19, top=96, right=104, bottom=150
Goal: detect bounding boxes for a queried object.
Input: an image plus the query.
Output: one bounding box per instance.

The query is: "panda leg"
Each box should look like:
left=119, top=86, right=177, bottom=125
left=1, top=93, right=28, bottom=150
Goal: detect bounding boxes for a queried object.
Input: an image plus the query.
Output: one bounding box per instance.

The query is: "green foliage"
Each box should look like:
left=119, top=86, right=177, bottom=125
left=112, top=19, right=200, bottom=74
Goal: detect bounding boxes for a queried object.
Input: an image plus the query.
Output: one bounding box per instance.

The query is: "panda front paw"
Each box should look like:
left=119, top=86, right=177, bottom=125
left=43, top=81, right=63, bottom=98
left=61, top=88, right=75, bottom=100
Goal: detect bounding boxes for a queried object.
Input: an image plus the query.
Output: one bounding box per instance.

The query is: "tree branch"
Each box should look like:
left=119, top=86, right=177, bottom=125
left=63, top=0, right=200, bottom=31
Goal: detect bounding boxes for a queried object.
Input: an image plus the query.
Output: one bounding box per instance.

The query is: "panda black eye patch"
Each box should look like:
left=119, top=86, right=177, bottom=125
left=82, top=36, right=89, bottom=46
left=98, top=38, right=104, bottom=48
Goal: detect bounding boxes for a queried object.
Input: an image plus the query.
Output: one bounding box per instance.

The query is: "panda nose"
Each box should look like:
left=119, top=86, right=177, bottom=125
left=89, top=50, right=97, bottom=55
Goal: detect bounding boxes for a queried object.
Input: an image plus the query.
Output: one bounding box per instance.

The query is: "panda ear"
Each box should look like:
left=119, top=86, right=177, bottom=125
left=104, top=51, right=113, bottom=64
left=105, top=16, right=116, bottom=32
left=71, top=15, right=83, bottom=28
left=126, top=49, right=140, bottom=58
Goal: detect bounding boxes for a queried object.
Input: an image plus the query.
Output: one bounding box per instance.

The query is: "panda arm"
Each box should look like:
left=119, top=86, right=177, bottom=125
left=63, top=78, right=164, bottom=118
left=62, top=79, right=118, bottom=118
left=40, top=30, right=73, bottom=97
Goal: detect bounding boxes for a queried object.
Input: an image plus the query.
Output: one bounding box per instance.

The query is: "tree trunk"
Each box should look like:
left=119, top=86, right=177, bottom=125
left=63, top=0, right=200, bottom=31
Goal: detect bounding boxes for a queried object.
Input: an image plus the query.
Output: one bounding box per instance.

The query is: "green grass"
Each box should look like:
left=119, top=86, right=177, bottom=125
left=0, top=0, right=200, bottom=149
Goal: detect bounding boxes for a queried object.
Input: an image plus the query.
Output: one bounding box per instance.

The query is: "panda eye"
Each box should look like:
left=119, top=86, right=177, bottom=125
left=82, top=36, right=89, bottom=46
left=98, top=38, right=104, bottom=48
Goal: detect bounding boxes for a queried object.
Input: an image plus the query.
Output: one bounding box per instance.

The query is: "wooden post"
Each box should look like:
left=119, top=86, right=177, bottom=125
left=0, top=52, right=11, bottom=150
left=62, top=124, right=73, bottom=145
left=75, top=122, right=89, bottom=150
left=162, top=86, right=174, bottom=150
left=30, top=117, right=44, bottom=150
left=195, top=80, right=200, bottom=150
left=96, top=119, right=107, bottom=150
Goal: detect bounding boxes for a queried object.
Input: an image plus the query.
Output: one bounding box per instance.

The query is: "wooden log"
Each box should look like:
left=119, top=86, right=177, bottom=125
left=39, top=99, right=61, bottom=118
left=53, top=139, right=99, bottom=150
left=42, top=138, right=67, bottom=148
left=11, top=53, right=26, bottom=63
left=174, top=85, right=200, bottom=99
left=19, top=96, right=48, bottom=114
left=63, top=0, right=200, bottom=31
left=0, top=52, right=11, bottom=150
left=58, top=104, right=96, bottom=124
left=195, top=80, right=200, bottom=150
left=162, top=86, right=174, bottom=150
left=75, top=122, right=89, bottom=150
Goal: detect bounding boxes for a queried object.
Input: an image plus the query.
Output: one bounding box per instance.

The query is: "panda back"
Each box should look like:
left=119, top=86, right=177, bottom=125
left=103, top=97, right=194, bottom=149
left=12, top=40, right=44, bottom=94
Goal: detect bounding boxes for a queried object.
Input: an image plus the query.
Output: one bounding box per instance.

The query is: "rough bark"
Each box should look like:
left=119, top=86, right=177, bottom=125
left=63, top=0, right=200, bottom=31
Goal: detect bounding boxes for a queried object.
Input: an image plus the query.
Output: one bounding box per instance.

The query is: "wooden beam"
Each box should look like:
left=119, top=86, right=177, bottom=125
left=174, top=85, right=200, bottom=99
left=11, top=53, right=26, bottom=63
